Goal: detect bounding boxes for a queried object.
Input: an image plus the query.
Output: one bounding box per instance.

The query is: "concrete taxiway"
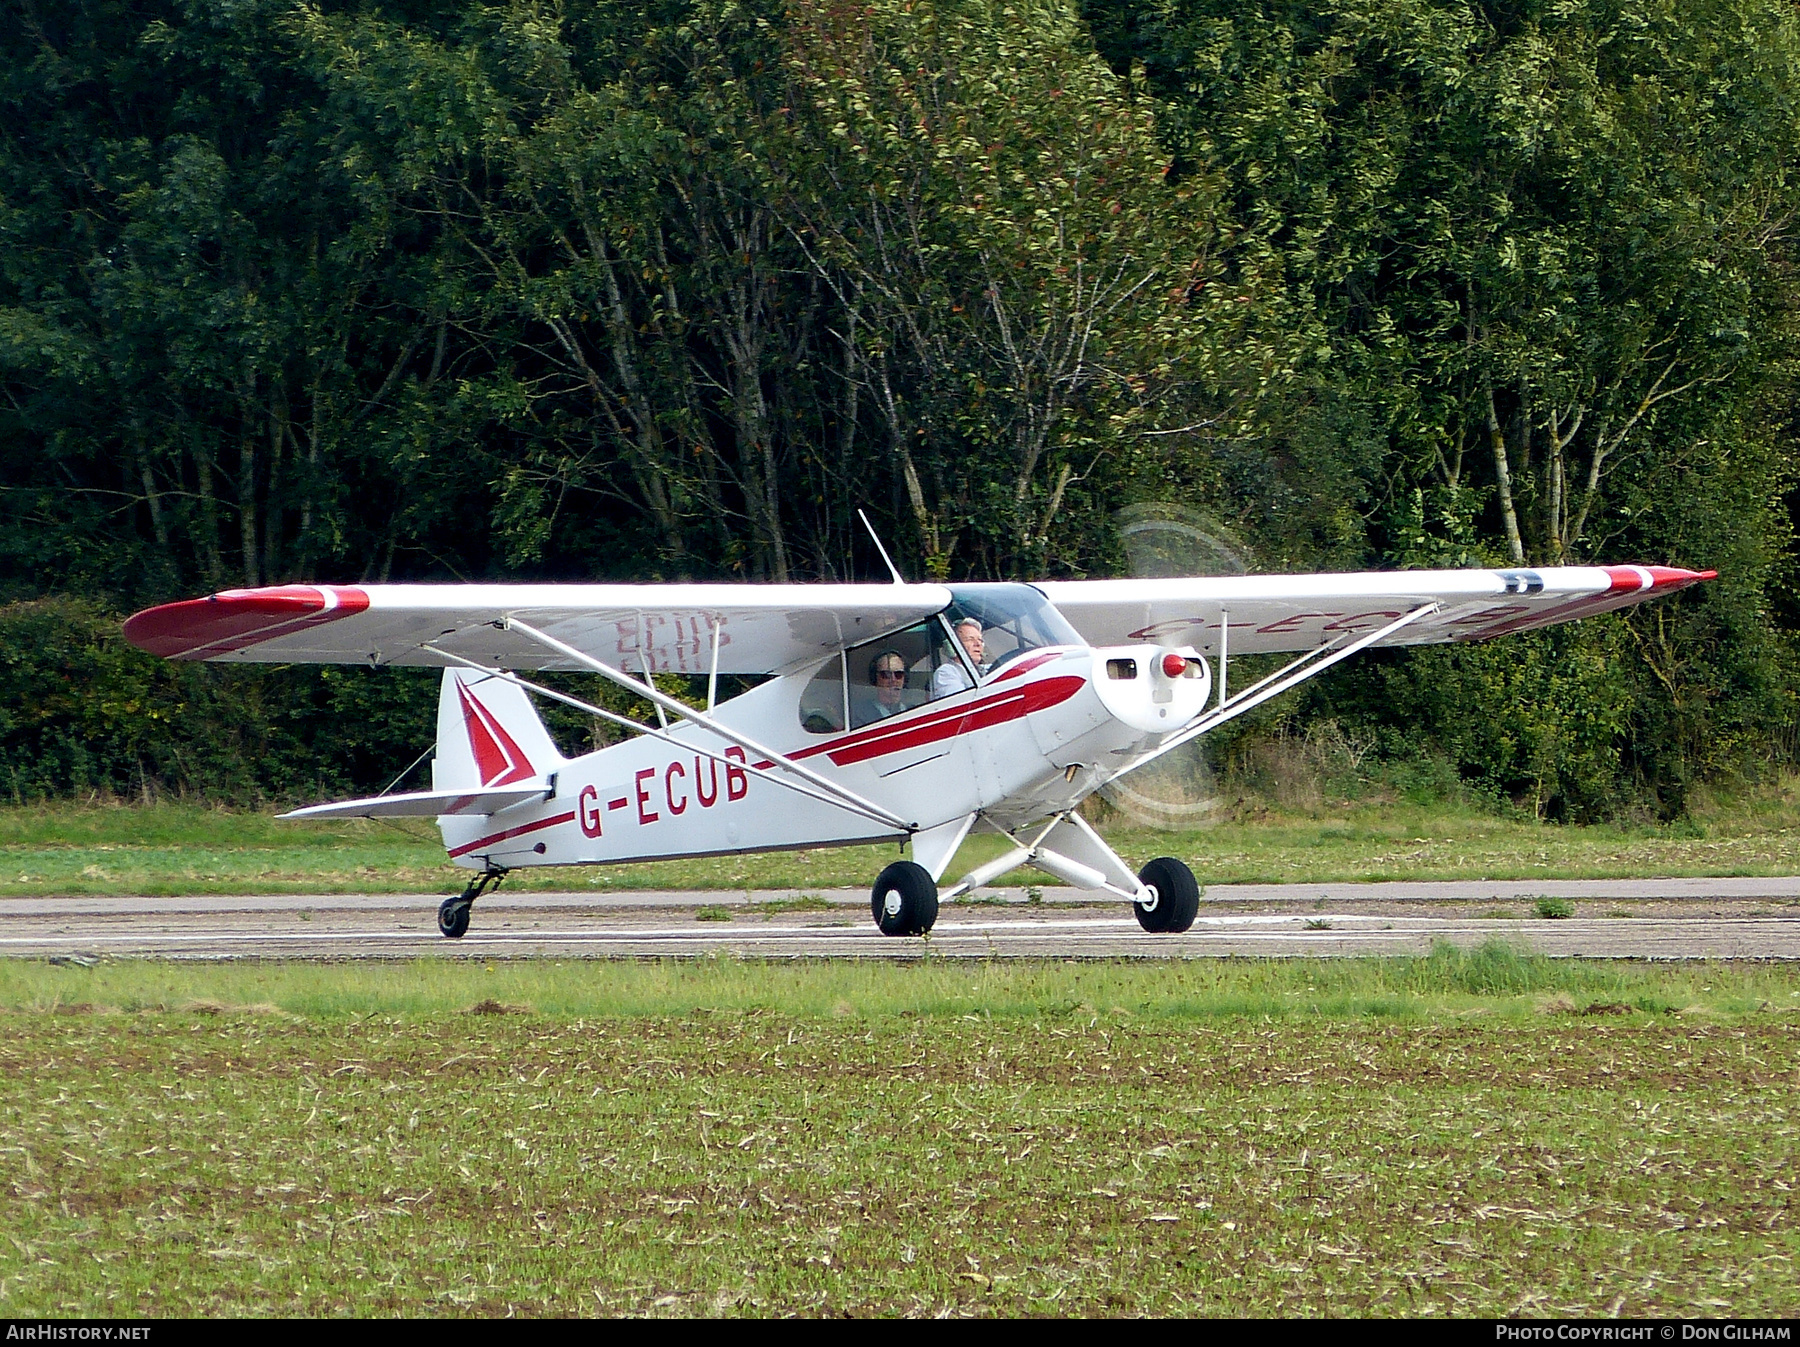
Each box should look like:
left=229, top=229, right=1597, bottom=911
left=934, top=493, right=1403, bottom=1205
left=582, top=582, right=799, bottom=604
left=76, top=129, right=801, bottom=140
left=3, top=879, right=1797, bottom=959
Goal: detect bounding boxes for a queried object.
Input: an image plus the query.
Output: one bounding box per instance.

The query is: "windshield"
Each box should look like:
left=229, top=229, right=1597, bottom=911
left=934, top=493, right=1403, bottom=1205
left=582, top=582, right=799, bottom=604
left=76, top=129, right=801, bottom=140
left=942, top=584, right=1084, bottom=675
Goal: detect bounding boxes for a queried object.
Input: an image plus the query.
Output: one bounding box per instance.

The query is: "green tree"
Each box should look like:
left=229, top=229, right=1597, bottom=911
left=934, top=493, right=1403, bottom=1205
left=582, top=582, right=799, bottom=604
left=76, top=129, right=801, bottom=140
left=1086, top=0, right=1800, bottom=811
left=775, top=0, right=1273, bottom=576
left=0, top=0, right=460, bottom=597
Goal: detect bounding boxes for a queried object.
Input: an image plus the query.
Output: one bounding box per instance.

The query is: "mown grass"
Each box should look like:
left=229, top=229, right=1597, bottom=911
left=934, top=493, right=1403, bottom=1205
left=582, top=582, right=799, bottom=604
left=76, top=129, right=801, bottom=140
left=5, top=787, right=1800, bottom=895
left=1, top=944, right=1795, bottom=1021
left=0, top=950, right=1796, bottom=1316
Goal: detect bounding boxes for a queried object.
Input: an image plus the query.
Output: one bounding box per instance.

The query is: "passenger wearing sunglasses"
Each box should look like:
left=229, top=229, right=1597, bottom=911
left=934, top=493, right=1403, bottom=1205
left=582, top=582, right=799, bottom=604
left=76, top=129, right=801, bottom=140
left=868, top=650, right=910, bottom=719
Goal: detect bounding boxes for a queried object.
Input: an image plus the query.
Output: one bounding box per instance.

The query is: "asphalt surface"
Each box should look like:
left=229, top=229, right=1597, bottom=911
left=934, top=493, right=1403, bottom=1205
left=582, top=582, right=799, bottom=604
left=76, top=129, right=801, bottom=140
left=3, top=878, right=1798, bottom=959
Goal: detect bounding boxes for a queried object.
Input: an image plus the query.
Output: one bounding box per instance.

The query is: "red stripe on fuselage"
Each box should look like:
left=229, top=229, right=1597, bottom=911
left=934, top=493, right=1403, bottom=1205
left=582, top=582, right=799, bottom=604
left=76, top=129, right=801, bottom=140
left=784, top=673, right=1087, bottom=768
left=989, top=651, right=1062, bottom=684
left=448, top=810, right=576, bottom=859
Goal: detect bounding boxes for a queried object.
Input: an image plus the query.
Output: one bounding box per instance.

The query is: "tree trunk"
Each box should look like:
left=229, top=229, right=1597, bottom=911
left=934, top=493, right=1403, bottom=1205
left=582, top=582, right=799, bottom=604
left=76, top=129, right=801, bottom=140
left=295, top=370, right=324, bottom=581
left=1546, top=434, right=1564, bottom=561
left=131, top=417, right=169, bottom=551
left=759, top=428, right=789, bottom=583
left=1544, top=404, right=1582, bottom=562
left=1566, top=413, right=1610, bottom=554
left=1037, top=461, right=1073, bottom=551
left=193, top=449, right=224, bottom=586
left=1483, top=379, right=1526, bottom=565
left=237, top=372, right=260, bottom=588
left=873, top=348, right=940, bottom=567
left=731, top=357, right=789, bottom=581
left=264, top=380, right=287, bottom=581
left=712, top=204, right=790, bottom=582
left=594, top=246, right=683, bottom=554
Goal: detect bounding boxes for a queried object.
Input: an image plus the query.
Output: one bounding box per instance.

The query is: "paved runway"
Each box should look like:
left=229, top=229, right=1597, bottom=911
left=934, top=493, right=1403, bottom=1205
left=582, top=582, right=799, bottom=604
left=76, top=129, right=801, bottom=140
left=6, top=874, right=1800, bottom=917
left=3, top=880, right=1797, bottom=959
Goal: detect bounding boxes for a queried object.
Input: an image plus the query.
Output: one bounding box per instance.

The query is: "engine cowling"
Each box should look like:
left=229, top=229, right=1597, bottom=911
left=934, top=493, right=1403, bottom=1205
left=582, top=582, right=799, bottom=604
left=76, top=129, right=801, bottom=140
left=1089, top=644, right=1210, bottom=733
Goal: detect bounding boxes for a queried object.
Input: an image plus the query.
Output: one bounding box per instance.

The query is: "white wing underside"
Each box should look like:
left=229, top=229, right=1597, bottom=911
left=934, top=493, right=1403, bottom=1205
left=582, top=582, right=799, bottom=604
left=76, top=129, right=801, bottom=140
left=124, top=582, right=954, bottom=675
left=123, top=565, right=1712, bottom=673
left=1036, top=564, right=1712, bottom=655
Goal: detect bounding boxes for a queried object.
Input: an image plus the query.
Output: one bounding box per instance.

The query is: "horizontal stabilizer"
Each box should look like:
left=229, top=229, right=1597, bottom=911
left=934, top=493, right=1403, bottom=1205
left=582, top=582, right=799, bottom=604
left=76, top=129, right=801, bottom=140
left=278, top=783, right=552, bottom=820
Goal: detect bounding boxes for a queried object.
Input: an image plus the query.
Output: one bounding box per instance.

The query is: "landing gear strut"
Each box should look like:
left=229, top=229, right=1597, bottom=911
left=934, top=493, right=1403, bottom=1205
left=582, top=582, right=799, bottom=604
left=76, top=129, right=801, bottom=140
left=438, top=867, right=506, bottom=939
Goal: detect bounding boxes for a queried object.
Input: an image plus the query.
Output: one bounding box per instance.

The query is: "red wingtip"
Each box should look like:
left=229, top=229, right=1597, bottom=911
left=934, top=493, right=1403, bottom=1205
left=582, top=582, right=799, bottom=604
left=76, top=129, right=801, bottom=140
left=1603, top=565, right=1717, bottom=594
left=1647, top=566, right=1717, bottom=590
left=123, top=585, right=368, bottom=659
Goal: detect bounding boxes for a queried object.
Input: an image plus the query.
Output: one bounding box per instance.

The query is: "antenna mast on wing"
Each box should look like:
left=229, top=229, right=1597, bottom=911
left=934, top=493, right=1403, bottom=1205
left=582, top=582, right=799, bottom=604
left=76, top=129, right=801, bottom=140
left=857, top=509, right=906, bottom=585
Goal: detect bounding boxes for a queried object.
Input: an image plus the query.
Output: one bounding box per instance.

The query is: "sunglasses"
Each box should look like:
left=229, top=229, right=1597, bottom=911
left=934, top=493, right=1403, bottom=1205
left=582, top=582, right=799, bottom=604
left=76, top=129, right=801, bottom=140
left=875, top=669, right=906, bottom=681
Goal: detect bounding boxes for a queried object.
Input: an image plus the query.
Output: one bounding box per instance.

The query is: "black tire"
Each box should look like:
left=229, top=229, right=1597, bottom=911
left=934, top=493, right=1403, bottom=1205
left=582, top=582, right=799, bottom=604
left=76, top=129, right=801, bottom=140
left=437, top=898, right=472, bottom=939
left=871, top=861, right=939, bottom=937
left=1133, top=856, right=1200, bottom=934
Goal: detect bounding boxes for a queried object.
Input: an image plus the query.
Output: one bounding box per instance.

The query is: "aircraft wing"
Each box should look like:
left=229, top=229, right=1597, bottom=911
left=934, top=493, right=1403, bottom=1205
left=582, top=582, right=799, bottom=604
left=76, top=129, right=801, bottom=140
left=1034, top=565, right=1715, bottom=656
left=122, top=582, right=953, bottom=675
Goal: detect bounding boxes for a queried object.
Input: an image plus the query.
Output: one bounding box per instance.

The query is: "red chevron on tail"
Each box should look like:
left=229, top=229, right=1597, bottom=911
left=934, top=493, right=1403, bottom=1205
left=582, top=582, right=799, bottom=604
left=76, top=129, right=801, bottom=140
left=457, top=679, right=537, bottom=786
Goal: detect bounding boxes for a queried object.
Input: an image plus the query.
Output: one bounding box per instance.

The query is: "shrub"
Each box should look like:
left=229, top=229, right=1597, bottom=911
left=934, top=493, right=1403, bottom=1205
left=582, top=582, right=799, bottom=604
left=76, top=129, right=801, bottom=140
left=0, top=597, right=435, bottom=805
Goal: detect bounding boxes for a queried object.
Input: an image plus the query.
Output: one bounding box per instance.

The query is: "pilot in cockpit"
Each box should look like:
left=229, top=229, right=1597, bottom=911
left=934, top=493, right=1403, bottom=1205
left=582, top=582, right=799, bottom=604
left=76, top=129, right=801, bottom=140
left=931, top=617, right=986, bottom=698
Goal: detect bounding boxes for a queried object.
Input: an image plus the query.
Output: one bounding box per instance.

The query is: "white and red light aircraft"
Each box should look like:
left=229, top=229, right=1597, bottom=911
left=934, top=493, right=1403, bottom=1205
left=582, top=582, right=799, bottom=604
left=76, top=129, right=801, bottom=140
left=124, top=561, right=1712, bottom=939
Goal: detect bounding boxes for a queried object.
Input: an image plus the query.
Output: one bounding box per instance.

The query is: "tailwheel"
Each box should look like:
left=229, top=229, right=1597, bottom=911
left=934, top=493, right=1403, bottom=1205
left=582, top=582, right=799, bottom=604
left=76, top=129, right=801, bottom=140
left=437, top=866, right=504, bottom=940
left=437, top=897, right=472, bottom=939
left=1133, top=856, right=1200, bottom=934
left=871, top=861, right=939, bottom=937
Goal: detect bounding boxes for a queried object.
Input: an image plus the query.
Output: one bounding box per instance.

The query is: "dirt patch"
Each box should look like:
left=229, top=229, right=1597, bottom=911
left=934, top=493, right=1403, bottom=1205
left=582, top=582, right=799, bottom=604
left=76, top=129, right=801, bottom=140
left=466, top=998, right=531, bottom=1016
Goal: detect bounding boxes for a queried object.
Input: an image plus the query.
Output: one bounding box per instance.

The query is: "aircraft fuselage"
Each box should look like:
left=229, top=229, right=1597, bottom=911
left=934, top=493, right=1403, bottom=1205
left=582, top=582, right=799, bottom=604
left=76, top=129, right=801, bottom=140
left=436, top=643, right=1210, bottom=871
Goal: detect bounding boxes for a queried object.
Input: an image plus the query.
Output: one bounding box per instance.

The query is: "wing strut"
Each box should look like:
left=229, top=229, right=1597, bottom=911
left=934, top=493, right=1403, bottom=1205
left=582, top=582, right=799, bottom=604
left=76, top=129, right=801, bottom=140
left=1123, top=603, right=1441, bottom=779
left=484, top=617, right=915, bottom=831
left=422, top=646, right=913, bottom=833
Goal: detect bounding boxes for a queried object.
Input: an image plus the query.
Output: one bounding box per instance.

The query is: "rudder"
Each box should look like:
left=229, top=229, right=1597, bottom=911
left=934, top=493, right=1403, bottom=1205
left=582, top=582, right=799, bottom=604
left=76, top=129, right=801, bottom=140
left=433, top=668, right=564, bottom=791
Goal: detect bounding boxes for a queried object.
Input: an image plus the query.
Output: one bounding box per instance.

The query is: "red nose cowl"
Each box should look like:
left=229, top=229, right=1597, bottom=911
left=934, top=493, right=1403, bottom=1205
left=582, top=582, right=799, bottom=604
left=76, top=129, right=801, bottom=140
left=1161, top=652, right=1189, bottom=679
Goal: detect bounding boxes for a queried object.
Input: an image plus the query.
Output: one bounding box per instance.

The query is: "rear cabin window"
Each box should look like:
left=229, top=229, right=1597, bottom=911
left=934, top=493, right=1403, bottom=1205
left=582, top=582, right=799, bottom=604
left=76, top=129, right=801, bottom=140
left=798, top=653, right=846, bottom=734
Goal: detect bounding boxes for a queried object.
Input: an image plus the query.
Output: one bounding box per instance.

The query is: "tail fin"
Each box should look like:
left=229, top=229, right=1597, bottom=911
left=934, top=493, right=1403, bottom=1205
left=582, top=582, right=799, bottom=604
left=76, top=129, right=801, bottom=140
left=433, top=668, right=564, bottom=791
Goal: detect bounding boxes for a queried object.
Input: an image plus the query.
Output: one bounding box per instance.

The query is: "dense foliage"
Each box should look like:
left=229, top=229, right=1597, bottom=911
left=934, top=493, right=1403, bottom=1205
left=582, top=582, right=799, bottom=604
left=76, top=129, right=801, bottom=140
left=2, top=0, right=1796, bottom=812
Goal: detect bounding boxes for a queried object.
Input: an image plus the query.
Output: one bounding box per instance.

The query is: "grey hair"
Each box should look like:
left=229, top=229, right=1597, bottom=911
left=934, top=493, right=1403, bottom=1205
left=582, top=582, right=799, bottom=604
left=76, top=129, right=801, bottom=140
left=953, top=617, right=982, bottom=632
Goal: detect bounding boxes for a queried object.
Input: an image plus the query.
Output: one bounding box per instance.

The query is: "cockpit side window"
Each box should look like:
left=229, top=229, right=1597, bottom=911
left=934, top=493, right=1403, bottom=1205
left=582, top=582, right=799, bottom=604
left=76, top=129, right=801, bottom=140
left=805, top=590, right=1079, bottom=736
left=846, top=622, right=951, bottom=727
left=943, top=583, right=1083, bottom=674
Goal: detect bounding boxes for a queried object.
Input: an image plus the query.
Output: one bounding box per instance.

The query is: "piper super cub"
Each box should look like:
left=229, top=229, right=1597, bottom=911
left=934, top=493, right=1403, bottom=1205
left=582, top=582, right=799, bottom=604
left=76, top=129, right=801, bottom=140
left=123, top=561, right=1713, bottom=938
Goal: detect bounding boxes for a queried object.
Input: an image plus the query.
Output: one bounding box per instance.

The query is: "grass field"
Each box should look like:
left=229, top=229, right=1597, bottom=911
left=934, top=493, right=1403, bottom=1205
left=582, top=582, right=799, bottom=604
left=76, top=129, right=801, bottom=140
left=1, top=950, right=1797, bottom=1316
left=5, top=782, right=1800, bottom=896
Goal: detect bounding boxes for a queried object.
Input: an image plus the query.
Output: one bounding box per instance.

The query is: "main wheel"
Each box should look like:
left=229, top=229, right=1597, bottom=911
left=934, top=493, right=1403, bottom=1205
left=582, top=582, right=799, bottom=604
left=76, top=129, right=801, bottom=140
left=871, top=861, right=939, bottom=937
left=437, top=897, right=472, bottom=940
left=1133, top=856, right=1200, bottom=933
